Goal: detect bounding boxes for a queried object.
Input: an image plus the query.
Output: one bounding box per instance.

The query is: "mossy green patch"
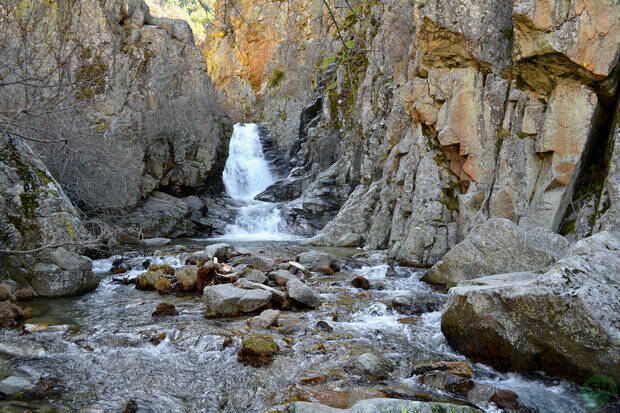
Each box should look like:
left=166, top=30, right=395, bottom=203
left=269, top=69, right=285, bottom=88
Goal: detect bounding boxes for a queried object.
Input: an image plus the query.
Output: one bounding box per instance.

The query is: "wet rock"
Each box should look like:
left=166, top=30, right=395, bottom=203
left=247, top=309, right=280, bottom=329
left=204, top=243, right=234, bottom=261
left=141, top=238, right=171, bottom=246
left=0, top=366, right=41, bottom=396
left=244, top=270, right=268, bottom=284
left=154, top=277, right=171, bottom=295
left=490, top=389, right=523, bottom=411
left=152, top=302, right=179, bottom=317
left=354, top=353, right=393, bottom=380
left=287, top=279, right=321, bottom=308
left=296, top=251, right=339, bottom=275
left=299, top=376, right=328, bottom=385
left=203, top=284, right=272, bottom=316
left=397, top=317, right=419, bottom=325
left=175, top=265, right=198, bottom=291
left=221, top=337, right=234, bottom=349
left=441, top=231, right=620, bottom=383
left=23, top=323, right=70, bottom=333
left=424, top=218, right=569, bottom=286
left=135, top=270, right=164, bottom=291
left=316, top=320, right=333, bottom=332
left=271, top=269, right=299, bottom=286
left=285, top=398, right=483, bottom=412
left=391, top=295, right=439, bottom=316
left=0, top=284, right=12, bottom=301
left=238, top=335, right=278, bottom=366
left=0, top=300, right=31, bottom=327
left=350, top=275, right=370, bottom=290
left=110, top=265, right=128, bottom=275
left=418, top=370, right=474, bottom=394
left=14, top=288, right=34, bottom=302
left=150, top=332, right=167, bottom=345
left=412, top=361, right=473, bottom=378
left=466, top=383, right=534, bottom=412
left=234, top=279, right=288, bottom=304
left=232, top=255, right=276, bottom=272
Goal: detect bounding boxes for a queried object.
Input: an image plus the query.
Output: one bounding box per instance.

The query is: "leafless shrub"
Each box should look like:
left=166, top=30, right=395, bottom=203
left=0, top=0, right=142, bottom=214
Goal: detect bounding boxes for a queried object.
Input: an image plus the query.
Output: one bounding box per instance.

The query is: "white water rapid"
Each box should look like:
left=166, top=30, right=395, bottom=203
left=220, top=123, right=293, bottom=240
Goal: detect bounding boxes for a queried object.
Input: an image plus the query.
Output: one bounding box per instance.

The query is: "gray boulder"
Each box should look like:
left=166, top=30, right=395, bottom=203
left=234, top=278, right=288, bottom=304
left=424, top=218, right=568, bottom=286
left=270, top=269, right=299, bottom=286
left=244, top=269, right=268, bottom=284
left=247, top=309, right=279, bottom=329
left=29, top=248, right=99, bottom=297
left=287, top=279, right=321, bottom=308
left=296, top=250, right=338, bottom=274
left=204, top=243, right=234, bottom=261
left=354, top=352, right=393, bottom=380
left=122, top=192, right=194, bottom=239
left=202, top=284, right=272, bottom=316
left=441, top=231, right=620, bottom=384
left=285, top=398, right=482, bottom=412
left=232, top=255, right=276, bottom=272
left=0, top=136, right=98, bottom=297
left=0, top=366, right=41, bottom=396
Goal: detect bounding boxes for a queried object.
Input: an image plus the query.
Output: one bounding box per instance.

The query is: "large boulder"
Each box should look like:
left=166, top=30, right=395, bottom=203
left=441, top=231, right=620, bottom=384
left=287, top=279, right=321, bottom=308
left=202, top=284, right=272, bottom=316
left=0, top=136, right=98, bottom=297
left=296, top=251, right=338, bottom=275
left=424, top=218, right=569, bottom=286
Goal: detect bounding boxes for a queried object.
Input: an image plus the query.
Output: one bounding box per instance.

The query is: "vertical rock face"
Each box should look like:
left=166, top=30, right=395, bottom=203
left=204, top=0, right=619, bottom=265
left=97, top=0, right=232, bottom=202
left=35, top=0, right=232, bottom=209
left=0, top=135, right=98, bottom=297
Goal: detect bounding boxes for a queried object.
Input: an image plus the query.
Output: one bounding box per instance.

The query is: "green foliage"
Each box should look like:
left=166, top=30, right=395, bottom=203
left=269, top=69, right=285, bottom=88
left=145, top=0, right=214, bottom=42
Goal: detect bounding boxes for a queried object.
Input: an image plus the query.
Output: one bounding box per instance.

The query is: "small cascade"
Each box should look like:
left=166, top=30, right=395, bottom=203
left=221, top=123, right=292, bottom=240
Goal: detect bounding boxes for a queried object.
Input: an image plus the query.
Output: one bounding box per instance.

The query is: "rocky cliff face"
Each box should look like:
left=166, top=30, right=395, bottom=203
left=205, top=0, right=619, bottom=265
left=0, top=0, right=233, bottom=293
left=0, top=135, right=98, bottom=296
left=22, top=0, right=232, bottom=212
left=79, top=0, right=232, bottom=205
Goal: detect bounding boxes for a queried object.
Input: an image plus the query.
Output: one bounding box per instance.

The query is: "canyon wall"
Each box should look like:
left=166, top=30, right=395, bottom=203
left=0, top=0, right=233, bottom=294
left=204, top=0, right=619, bottom=266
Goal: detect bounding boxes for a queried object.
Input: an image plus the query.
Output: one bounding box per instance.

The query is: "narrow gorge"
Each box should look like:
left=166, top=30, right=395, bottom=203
left=0, top=0, right=618, bottom=412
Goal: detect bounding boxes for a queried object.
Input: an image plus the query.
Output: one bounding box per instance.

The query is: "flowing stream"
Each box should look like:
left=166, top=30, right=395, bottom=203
left=220, top=123, right=293, bottom=241
left=0, top=243, right=592, bottom=412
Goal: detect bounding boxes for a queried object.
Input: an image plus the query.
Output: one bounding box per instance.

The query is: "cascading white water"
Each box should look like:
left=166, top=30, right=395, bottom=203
left=221, top=123, right=291, bottom=240
left=223, top=123, right=276, bottom=200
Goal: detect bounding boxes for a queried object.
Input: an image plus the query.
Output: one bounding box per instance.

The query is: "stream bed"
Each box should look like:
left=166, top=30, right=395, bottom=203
left=0, top=240, right=592, bottom=412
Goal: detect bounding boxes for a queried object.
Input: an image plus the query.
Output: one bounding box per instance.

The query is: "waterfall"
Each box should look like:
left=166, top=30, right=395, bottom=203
left=223, top=123, right=276, bottom=200
left=221, top=123, right=292, bottom=240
